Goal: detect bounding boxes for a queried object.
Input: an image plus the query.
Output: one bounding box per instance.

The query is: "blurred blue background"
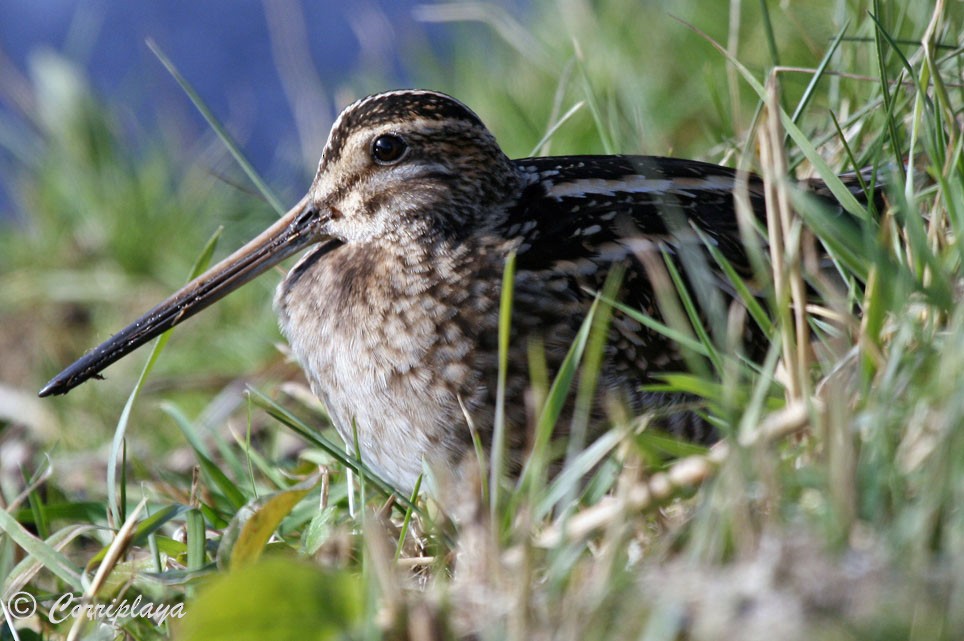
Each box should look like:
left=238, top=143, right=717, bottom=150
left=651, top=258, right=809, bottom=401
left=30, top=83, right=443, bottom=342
left=0, top=0, right=490, bottom=218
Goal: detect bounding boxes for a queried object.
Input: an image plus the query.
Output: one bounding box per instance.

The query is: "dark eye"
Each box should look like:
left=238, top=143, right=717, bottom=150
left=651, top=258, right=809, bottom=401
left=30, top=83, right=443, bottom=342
left=371, top=134, right=408, bottom=165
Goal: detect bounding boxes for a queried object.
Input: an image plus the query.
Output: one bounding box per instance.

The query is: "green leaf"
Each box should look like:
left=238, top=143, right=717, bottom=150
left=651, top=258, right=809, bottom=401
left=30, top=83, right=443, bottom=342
left=219, top=474, right=321, bottom=568
left=0, top=508, right=83, bottom=590
left=186, top=508, right=208, bottom=571
left=177, top=557, right=362, bottom=641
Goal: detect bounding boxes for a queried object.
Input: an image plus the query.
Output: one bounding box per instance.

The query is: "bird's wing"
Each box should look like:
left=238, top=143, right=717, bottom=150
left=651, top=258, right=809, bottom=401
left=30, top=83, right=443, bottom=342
left=504, top=155, right=765, bottom=279
left=501, top=156, right=770, bottom=322
left=495, top=156, right=769, bottom=429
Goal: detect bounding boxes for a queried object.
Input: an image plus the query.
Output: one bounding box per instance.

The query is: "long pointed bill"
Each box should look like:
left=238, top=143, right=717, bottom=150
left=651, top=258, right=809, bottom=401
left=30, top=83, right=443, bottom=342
left=39, top=196, right=331, bottom=397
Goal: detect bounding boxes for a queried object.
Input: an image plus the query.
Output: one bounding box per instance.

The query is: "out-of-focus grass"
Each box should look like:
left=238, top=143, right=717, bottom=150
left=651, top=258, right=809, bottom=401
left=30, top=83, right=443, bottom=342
left=1, top=1, right=964, bottom=640
left=0, top=51, right=290, bottom=450
left=413, top=0, right=949, bottom=160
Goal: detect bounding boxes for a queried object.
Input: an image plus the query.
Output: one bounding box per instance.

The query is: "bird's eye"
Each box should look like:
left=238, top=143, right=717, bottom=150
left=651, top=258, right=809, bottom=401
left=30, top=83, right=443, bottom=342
left=371, top=134, right=408, bottom=165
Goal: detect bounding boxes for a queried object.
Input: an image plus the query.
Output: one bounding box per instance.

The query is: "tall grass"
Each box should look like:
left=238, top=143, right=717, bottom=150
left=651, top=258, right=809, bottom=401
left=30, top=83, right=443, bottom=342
left=2, top=1, right=963, bottom=639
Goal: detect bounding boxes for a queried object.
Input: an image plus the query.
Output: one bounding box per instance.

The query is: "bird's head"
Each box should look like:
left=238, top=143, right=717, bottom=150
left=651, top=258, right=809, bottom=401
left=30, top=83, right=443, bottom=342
left=306, top=89, right=519, bottom=243
left=39, top=90, right=518, bottom=396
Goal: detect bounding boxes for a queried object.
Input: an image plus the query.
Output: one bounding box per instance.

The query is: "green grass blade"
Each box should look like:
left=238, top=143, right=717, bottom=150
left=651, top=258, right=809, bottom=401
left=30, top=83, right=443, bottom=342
left=680, top=18, right=869, bottom=219
left=107, top=227, right=223, bottom=526
left=146, top=39, right=285, bottom=216
left=247, top=389, right=420, bottom=515
left=516, top=298, right=598, bottom=497
left=697, top=229, right=773, bottom=335
left=395, top=475, right=422, bottom=562
left=789, top=22, right=849, bottom=127
left=869, top=5, right=910, bottom=182
left=0, top=508, right=83, bottom=590
left=491, top=251, right=516, bottom=517
left=661, top=249, right=722, bottom=376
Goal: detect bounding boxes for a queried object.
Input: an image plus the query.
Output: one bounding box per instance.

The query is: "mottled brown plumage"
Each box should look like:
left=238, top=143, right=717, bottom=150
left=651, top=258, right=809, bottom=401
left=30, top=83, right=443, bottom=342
left=40, top=90, right=873, bottom=493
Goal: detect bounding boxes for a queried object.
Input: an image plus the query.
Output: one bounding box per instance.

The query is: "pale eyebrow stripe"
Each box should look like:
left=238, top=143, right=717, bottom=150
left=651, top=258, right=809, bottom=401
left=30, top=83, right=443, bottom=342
left=544, top=174, right=737, bottom=199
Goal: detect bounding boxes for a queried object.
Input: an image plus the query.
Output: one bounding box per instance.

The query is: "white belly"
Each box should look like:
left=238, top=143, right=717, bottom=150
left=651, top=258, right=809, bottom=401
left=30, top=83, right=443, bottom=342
left=273, top=242, right=491, bottom=494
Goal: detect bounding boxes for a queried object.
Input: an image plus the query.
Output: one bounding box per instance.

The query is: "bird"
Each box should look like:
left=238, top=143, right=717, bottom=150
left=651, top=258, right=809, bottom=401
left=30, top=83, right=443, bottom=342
left=39, top=89, right=873, bottom=494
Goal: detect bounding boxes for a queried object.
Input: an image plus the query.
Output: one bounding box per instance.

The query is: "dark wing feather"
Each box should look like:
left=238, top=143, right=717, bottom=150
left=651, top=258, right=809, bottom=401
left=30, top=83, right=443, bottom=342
left=492, top=155, right=878, bottom=439
left=495, top=156, right=771, bottom=439
left=505, top=155, right=766, bottom=276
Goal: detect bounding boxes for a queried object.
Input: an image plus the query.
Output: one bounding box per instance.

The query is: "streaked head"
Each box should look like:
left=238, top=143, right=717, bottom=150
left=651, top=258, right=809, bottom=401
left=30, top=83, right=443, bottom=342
left=308, top=89, right=519, bottom=241
left=39, top=89, right=517, bottom=396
